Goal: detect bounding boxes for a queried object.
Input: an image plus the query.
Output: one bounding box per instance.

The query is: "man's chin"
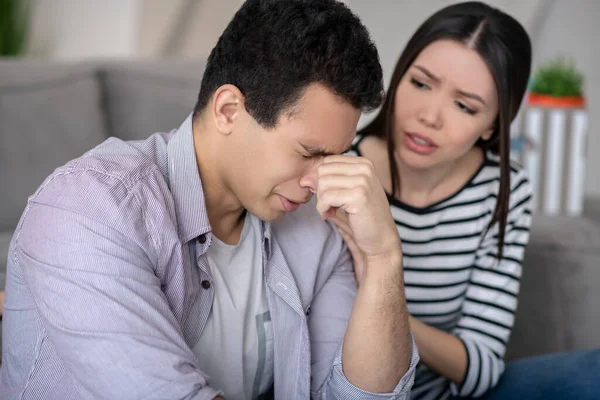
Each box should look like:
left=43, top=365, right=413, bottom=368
left=262, top=209, right=288, bottom=222
left=250, top=197, right=306, bottom=222
left=248, top=206, right=286, bottom=223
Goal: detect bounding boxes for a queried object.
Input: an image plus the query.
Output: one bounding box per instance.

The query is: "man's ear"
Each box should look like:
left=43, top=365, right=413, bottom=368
left=212, top=84, right=245, bottom=135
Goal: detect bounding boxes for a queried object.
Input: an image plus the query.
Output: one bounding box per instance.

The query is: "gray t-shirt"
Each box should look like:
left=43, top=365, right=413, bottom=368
left=193, top=212, right=274, bottom=400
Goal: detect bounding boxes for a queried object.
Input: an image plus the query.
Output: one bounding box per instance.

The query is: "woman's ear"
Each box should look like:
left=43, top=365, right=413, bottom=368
left=481, top=127, right=494, bottom=141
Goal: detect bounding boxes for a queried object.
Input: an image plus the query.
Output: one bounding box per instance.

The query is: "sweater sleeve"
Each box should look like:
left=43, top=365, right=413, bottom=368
left=451, top=171, right=533, bottom=398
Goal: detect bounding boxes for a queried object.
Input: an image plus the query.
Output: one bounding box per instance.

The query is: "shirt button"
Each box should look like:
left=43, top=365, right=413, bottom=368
left=198, top=235, right=206, bottom=244
left=201, top=280, right=211, bottom=289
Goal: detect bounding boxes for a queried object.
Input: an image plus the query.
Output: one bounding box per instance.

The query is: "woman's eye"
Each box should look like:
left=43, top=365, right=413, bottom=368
left=456, top=101, right=476, bottom=115
left=411, top=78, right=429, bottom=90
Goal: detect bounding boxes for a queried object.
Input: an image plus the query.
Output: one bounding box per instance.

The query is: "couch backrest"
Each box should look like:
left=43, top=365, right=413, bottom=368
left=99, top=60, right=205, bottom=141
left=0, top=59, right=206, bottom=233
left=0, top=60, right=108, bottom=231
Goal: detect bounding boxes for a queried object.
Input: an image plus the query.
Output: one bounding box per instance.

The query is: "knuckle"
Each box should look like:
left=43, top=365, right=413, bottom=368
left=317, top=164, right=326, bottom=178
left=358, top=175, right=369, bottom=188
left=357, top=186, right=369, bottom=202
left=359, top=163, right=373, bottom=177
left=319, top=190, right=332, bottom=203
left=362, top=158, right=375, bottom=171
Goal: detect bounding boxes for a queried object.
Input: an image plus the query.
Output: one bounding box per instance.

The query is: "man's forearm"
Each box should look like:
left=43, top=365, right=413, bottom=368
left=341, top=253, right=412, bottom=393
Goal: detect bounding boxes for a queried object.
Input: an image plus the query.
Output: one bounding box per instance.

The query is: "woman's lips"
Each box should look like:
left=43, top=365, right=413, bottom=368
left=404, top=132, right=437, bottom=155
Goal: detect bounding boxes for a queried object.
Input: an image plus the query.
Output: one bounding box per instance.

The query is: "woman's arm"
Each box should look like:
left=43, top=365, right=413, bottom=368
left=408, top=315, right=468, bottom=383
left=435, top=175, right=533, bottom=398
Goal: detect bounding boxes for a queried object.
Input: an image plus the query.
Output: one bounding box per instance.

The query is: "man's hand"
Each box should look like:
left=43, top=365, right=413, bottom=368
left=316, top=155, right=402, bottom=272
left=329, top=210, right=367, bottom=283
left=317, top=155, right=413, bottom=393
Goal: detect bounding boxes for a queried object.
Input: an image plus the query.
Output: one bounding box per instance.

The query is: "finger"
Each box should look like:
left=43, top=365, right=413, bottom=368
left=334, top=208, right=351, bottom=224
left=318, top=160, right=374, bottom=179
left=323, top=207, right=337, bottom=219
left=337, top=227, right=356, bottom=250
left=337, top=228, right=365, bottom=265
left=335, top=209, right=351, bottom=226
left=329, top=214, right=352, bottom=234
left=323, top=155, right=374, bottom=165
left=316, top=204, right=338, bottom=220
left=336, top=208, right=349, bottom=217
left=316, top=188, right=367, bottom=216
left=317, top=174, right=369, bottom=193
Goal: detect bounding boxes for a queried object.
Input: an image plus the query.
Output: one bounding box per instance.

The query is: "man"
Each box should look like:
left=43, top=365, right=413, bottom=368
left=0, top=1, right=417, bottom=399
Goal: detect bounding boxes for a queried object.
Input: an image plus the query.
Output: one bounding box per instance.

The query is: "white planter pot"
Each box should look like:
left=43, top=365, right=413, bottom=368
left=511, top=105, right=588, bottom=216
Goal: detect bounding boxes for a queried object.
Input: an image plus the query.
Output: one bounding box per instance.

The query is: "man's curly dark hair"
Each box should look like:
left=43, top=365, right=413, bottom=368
left=193, top=0, right=384, bottom=128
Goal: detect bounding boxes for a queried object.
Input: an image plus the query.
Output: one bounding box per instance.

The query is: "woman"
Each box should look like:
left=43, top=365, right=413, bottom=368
left=332, top=2, right=599, bottom=399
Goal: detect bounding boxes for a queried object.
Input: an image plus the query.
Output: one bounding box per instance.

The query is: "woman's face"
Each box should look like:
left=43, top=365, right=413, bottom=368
left=393, top=39, right=499, bottom=171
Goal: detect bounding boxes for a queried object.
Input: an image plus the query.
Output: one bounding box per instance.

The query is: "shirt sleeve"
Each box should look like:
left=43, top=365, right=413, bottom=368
left=451, top=172, right=533, bottom=398
left=308, top=223, right=418, bottom=400
left=14, top=169, right=222, bottom=400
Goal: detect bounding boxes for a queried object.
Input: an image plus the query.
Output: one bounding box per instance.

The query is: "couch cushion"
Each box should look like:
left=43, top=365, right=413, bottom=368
left=583, top=197, right=600, bottom=225
left=507, top=214, right=600, bottom=360
left=100, top=60, right=205, bottom=141
left=0, top=60, right=109, bottom=232
left=0, top=231, right=11, bottom=291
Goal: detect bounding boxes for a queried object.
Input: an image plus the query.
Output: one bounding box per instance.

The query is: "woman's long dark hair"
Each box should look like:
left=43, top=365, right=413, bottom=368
left=360, top=1, right=532, bottom=258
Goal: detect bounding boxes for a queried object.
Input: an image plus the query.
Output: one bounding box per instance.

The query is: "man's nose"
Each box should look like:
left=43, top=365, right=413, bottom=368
left=299, top=171, right=318, bottom=194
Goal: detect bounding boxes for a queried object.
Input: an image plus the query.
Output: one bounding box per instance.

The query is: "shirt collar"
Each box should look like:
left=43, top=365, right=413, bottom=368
left=167, top=113, right=211, bottom=244
left=262, top=220, right=273, bottom=260
left=166, top=113, right=274, bottom=259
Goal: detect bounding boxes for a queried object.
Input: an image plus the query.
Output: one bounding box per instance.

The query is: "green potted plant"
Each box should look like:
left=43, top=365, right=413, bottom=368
left=528, top=57, right=585, bottom=108
left=0, top=0, right=30, bottom=57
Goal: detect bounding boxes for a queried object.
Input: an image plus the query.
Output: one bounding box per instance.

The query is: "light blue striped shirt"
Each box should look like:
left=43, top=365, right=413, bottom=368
left=1, top=115, right=417, bottom=399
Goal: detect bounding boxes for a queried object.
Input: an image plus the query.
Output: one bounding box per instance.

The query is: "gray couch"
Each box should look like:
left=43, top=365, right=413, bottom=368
left=1, top=59, right=600, bottom=361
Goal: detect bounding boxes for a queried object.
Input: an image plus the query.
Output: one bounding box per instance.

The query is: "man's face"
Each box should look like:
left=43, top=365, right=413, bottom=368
left=227, top=83, right=361, bottom=221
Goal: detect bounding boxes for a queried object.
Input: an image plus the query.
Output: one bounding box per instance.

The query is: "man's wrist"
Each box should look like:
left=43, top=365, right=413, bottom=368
left=364, top=249, right=403, bottom=275
left=360, top=251, right=404, bottom=297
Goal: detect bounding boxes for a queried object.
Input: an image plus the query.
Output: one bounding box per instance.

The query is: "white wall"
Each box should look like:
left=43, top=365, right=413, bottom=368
left=27, top=0, right=242, bottom=60
left=28, top=0, right=140, bottom=59
left=137, top=0, right=244, bottom=59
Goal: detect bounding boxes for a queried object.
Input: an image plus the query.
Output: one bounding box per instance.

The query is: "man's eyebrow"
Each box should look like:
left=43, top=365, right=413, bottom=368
left=300, top=143, right=337, bottom=157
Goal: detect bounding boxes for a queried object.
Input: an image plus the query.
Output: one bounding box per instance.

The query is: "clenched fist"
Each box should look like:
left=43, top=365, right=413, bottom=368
left=316, top=155, right=402, bottom=281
